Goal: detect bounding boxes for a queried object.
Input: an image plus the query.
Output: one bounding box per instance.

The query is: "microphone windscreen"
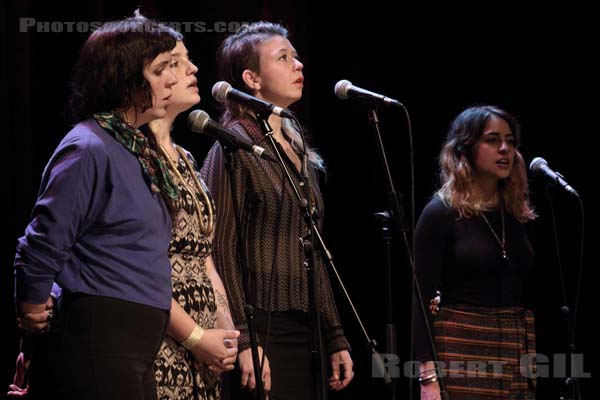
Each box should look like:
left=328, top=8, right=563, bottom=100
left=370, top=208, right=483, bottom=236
left=334, top=80, right=352, bottom=99
left=211, top=81, right=231, bottom=103
left=529, top=157, right=547, bottom=175
left=187, top=109, right=210, bottom=132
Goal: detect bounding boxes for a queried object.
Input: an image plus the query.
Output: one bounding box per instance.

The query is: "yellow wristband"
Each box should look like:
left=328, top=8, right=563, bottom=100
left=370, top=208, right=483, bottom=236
left=181, top=325, right=205, bottom=350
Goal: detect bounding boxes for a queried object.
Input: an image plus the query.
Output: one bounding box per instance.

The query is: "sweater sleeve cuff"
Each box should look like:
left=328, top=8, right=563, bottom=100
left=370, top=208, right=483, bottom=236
left=325, top=325, right=351, bottom=355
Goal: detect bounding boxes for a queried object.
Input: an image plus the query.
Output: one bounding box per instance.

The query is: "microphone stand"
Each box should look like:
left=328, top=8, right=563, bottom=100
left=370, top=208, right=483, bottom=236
left=543, top=189, right=584, bottom=400
left=254, top=111, right=391, bottom=398
left=221, top=145, right=266, bottom=400
left=374, top=211, right=397, bottom=400
left=366, top=108, right=449, bottom=399
left=254, top=112, right=326, bottom=400
left=300, top=141, right=328, bottom=400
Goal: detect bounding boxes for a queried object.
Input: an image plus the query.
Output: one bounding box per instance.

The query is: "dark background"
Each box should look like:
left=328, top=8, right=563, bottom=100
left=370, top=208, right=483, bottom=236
left=3, top=1, right=596, bottom=398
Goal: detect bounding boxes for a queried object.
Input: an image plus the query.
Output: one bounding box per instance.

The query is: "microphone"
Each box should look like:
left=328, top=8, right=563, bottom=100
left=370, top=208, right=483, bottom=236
left=529, top=157, right=579, bottom=197
left=212, top=81, right=295, bottom=119
left=187, top=110, right=273, bottom=161
left=334, top=79, right=403, bottom=108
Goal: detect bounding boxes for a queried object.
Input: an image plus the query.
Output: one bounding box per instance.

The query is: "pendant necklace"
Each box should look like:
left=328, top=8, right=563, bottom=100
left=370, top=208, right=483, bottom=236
left=481, top=207, right=508, bottom=260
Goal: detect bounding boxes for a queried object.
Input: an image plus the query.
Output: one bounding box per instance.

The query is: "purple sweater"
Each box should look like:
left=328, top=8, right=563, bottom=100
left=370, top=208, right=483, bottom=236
left=15, top=120, right=173, bottom=310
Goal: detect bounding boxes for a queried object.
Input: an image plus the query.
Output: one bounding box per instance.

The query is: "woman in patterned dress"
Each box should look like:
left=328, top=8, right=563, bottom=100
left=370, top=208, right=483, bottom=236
left=147, top=39, right=239, bottom=400
left=8, top=17, right=238, bottom=400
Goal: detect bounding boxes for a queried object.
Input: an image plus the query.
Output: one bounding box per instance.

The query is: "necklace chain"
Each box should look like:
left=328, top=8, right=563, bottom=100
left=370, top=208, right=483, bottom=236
left=159, top=144, right=214, bottom=236
left=480, top=208, right=508, bottom=260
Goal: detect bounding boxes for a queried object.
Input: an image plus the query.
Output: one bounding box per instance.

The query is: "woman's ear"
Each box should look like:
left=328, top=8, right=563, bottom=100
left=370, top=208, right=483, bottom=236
left=242, top=69, right=261, bottom=91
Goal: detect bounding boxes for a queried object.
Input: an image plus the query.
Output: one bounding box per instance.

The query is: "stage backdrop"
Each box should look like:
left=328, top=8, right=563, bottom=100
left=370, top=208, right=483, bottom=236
left=3, top=1, right=595, bottom=398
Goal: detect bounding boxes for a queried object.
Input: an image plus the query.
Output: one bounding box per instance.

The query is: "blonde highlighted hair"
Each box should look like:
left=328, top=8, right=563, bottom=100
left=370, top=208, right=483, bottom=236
left=436, top=105, right=536, bottom=222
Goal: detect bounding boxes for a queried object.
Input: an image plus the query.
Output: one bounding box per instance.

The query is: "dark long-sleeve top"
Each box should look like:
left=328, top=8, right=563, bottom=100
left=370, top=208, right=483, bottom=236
left=200, top=117, right=350, bottom=354
left=15, top=120, right=173, bottom=310
left=413, top=197, right=534, bottom=361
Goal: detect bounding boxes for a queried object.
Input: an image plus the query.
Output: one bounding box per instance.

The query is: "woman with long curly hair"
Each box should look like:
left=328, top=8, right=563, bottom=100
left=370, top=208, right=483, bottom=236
left=414, top=105, right=537, bottom=400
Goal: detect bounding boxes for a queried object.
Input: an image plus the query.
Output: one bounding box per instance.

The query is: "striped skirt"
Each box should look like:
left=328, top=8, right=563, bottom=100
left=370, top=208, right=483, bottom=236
left=433, top=305, right=536, bottom=400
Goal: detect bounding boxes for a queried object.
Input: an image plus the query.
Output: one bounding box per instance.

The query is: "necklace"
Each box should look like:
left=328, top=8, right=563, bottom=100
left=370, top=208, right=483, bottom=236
left=480, top=208, right=508, bottom=260
left=159, top=144, right=214, bottom=236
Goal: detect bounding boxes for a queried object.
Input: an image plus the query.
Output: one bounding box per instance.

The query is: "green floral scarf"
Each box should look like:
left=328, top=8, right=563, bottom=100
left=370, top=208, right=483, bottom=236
left=93, top=112, right=179, bottom=200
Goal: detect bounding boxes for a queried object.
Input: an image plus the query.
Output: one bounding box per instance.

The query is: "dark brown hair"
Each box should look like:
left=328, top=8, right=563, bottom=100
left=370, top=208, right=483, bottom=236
left=68, top=15, right=182, bottom=123
left=217, top=21, right=288, bottom=124
left=216, top=21, right=325, bottom=170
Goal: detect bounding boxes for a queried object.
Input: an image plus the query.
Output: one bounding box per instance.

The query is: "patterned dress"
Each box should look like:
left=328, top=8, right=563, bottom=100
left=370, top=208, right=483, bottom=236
left=155, top=150, right=220, bottom=400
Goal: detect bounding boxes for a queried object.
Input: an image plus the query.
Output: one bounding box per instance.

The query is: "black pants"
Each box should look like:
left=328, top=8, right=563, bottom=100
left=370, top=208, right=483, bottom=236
left=228, top=309, right=327, bottom=400
left=27, top=294, right=168, bottom=400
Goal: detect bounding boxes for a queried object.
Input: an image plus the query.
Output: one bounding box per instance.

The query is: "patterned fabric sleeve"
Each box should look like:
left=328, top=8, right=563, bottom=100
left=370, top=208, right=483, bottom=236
left=318, top=258, right=351, bottom=354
